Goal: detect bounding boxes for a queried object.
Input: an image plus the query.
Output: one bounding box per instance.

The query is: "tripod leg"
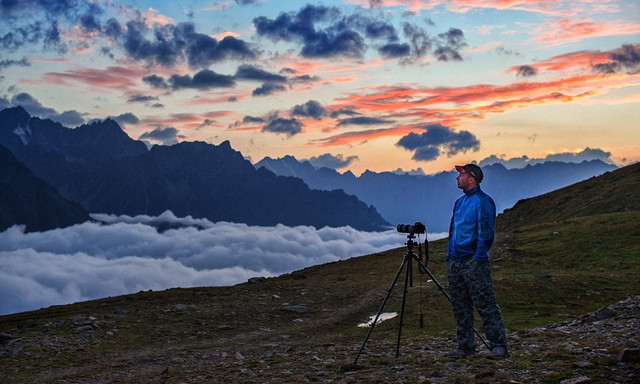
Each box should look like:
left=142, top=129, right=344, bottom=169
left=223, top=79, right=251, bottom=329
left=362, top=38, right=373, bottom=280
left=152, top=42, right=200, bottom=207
left=413, top=255, right=491, bottom=350
left=352, top=256, right=408, bottom=366
left=395, top=256, right=412, bottom=357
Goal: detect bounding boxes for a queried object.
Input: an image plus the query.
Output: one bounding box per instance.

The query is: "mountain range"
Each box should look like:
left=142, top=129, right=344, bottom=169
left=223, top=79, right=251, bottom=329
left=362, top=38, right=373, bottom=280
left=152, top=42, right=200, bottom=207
left=255, top=156, right=617, bottom=232
left=0, top=105, right=618, bottom=233
left=0, top=106, right=388, bottom=231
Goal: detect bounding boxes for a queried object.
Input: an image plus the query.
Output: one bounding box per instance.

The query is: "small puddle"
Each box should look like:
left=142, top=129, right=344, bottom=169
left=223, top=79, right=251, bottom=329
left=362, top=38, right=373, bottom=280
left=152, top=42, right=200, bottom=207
left=357, top=312, right=398, bottom=328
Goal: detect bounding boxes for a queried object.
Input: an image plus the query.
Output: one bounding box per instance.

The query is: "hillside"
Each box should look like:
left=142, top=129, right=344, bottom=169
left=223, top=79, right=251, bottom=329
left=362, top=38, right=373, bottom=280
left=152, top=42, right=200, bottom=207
left=0, top=145, right=89, bottom=232
left=1, top=164, right=638, bottom=383
left=496, top=161, right=640, bottom=231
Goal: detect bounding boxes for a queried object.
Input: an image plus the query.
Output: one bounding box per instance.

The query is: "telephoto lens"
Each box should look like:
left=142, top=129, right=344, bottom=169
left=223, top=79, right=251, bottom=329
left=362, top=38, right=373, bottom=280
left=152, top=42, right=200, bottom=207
left=396, top=222, right=426, bottom=234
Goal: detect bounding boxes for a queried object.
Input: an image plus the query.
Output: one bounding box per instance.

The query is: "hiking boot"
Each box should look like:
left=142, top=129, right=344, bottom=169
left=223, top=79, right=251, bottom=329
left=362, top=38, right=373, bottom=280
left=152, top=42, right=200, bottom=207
left=489, top=346, right=508, bottom=359
left=447, top=348, right=475, bottom=359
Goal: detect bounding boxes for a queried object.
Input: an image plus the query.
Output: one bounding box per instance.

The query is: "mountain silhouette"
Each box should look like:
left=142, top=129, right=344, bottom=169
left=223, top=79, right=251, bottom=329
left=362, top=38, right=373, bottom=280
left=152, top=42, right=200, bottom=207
left=255, top=156, right=617, bottom=232
left=0, top=145, right=89, bottom=232
left=0, top=107, right=388, bottom=231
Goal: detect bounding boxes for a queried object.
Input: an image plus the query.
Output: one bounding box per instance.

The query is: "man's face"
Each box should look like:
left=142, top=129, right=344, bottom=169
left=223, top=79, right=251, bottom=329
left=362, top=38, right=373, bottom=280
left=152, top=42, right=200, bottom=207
left=456, top=171, right=475, bottom=191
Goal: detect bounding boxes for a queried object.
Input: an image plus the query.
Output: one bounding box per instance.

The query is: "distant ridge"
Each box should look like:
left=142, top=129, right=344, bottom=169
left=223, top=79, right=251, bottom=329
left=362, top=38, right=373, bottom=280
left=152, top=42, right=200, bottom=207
left=496, top=161, right=640, bottom=231
left=256, top=155, right=617, bottom=232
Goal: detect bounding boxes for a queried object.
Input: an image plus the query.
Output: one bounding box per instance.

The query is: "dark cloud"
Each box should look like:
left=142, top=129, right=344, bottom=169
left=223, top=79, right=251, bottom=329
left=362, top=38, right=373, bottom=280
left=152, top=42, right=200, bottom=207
left=329, top=108, right=360, bottom=118
left=127, top=94, right=159, bottom=103
left=142, top=74, right=169, bottom=89
left=378, top=43, right=411, bottom=58
left=168, top=70, right=235, bottom=90
left=363, top=20, right=398, bottom=41
left=307, top=153, right=359, bottom=169
left=79, top=3, right=104, bottom=33
left=105, top=18, right=258, bottom=68
left=110, top=112, right=139, bottom=126
left=300, top=29, right=366, bottom=58
left=0, top=57, right=29, bottom=69
left=9, top=92, right=85, bottom=126
left=55, top=110, right=85, bottom=127
left=243, top=115, right=266, bottom=123
left=594, top=44, right=640, bottom=74
left=517, top=65, right=537, bottom=77
left=291, top=100, right=326, bottom=119
left=253, top=4, right=366, bottom=59
left=337, top=116, right=392, bottom=126
left=401, top=21, right=432, bottom=58
left=252, top=83, right=286, bottom=96
left=235, top=64, right=287, bottom=82
left=396, top=124, right=480, bottom=161
left=433, top=28, right=466, bottom=61
left=290, top=74, right=320, bottom=83
left=262, top=117, right=302, bottom=136
left=139, top=126, right=182, bottom=146
left=0, top=1, right=257, bottom=68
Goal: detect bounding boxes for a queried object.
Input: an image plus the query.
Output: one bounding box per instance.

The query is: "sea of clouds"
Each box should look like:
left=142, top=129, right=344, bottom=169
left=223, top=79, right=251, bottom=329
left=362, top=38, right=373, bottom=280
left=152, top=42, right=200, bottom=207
left=0, top=211, right=446, bottom=315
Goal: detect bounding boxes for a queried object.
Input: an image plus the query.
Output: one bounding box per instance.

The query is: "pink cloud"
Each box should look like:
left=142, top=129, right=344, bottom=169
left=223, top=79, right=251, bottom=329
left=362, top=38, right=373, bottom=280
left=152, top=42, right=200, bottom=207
left=531, top=17, right=640, bottom=45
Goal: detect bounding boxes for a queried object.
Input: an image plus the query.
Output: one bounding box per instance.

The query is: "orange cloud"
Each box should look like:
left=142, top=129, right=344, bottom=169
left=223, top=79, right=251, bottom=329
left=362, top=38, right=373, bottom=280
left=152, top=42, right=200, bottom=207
left=318, top=71, right=634, bottom=147
left=510, top=50, right=612, bottom=75
left=349, top=0, right=620, bottom=16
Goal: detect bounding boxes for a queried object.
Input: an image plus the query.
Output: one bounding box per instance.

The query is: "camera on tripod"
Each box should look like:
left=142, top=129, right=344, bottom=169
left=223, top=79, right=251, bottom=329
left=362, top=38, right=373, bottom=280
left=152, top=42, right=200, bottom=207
left=396, top=221, right=426, bottom=235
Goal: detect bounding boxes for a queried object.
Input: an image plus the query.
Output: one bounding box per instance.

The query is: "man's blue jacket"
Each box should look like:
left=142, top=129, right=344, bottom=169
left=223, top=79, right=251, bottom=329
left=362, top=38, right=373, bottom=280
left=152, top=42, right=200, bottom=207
left=446, top=185, right=496, bottom=262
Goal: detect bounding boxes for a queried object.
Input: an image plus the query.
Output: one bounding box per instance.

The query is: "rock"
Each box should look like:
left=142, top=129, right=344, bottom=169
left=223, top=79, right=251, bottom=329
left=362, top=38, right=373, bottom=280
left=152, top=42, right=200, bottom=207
left=281, top=305, right=308, bottom=313
left=0, top=332, right=17, bottom=343
left=248, top=277, right=266, bottom=283
left=617, top=347, right=640, bottom=362
left=174, top=304, right=187, bottom=310
left=560, top=376, right=591, bottom=384
left=595, top=308, right=614, bottom=320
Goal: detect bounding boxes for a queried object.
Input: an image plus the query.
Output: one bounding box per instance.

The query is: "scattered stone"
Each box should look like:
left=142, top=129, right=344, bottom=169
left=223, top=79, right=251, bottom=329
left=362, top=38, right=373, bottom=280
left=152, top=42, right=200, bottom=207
left=74, top=325, right=96, bottom=334
left=248, top=277, right=266, bottom=283
left=534, top=273, right=554, bottom=279
left=560, top=376, right=591, bottom=384
left=595, top=308, right=614, bottom=320
left=0, top=332, right=17, bottom=343
left=218, top=325, right=234, bottom=331
left=174, top=304, right=187, bottom=310
left=281, top=305, right=308, bottom=313
left=617, top=347, right=640, bottom=362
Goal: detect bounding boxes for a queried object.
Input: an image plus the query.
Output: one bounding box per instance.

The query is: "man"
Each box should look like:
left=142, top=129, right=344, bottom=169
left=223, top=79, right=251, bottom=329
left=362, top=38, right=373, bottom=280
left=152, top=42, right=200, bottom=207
left=446, top=163, right=508, bottom=359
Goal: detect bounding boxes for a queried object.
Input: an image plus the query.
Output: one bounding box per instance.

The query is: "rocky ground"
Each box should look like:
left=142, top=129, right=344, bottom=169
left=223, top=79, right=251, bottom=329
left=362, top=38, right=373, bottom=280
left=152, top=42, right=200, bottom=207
left=1, top=294, right=638, bottom=383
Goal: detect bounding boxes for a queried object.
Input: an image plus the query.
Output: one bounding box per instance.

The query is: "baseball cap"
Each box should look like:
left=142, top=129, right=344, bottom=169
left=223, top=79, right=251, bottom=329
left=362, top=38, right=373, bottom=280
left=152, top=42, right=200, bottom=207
left=455, top=163, right=484, bottom=183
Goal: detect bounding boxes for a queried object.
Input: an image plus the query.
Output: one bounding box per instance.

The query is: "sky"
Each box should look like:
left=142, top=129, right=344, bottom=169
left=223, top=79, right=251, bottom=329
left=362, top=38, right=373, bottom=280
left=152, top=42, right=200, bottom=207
left=1, top=0, right=638, bottom=176
left=0, top=211, right=443, bottom=315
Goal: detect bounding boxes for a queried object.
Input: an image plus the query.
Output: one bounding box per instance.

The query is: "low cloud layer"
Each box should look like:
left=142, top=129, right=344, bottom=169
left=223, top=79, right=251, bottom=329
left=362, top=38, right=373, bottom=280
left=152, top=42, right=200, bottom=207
left=0, top=211, right=444, bottom=315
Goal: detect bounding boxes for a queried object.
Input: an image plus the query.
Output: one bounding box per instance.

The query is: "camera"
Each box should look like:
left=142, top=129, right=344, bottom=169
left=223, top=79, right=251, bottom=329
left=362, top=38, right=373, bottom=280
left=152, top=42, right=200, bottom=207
left=396, top=222, right=426, bottom=234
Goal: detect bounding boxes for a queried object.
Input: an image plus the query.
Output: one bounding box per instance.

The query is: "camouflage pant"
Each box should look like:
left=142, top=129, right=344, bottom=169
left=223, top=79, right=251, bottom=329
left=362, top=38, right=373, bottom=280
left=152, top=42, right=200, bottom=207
left=446, top=258, right=506, bottom=350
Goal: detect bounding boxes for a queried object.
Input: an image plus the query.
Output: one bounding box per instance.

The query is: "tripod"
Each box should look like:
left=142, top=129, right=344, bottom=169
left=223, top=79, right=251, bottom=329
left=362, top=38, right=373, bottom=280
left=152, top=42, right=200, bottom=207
left=351, top=232, right=489, bottom=366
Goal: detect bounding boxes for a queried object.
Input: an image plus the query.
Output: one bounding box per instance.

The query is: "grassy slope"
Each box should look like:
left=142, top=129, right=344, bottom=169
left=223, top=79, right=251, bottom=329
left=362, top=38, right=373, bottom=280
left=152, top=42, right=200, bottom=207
left=1, top=163, right=638, bottom=383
